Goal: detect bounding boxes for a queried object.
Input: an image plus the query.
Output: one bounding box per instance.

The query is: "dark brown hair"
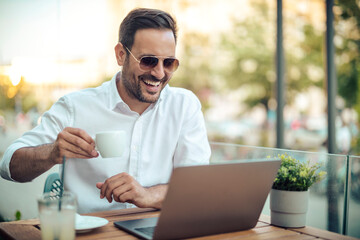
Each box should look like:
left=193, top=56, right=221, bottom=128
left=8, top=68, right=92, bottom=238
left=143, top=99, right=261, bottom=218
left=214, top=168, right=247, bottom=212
left=119, top=8, right=178, bottom=49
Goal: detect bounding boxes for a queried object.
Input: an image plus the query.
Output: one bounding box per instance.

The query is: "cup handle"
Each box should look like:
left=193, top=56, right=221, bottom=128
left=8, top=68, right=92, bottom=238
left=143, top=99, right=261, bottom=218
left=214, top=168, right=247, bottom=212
left=94, top=137, right=98, bottom=151
left=94, top=139, right=100, bottom=155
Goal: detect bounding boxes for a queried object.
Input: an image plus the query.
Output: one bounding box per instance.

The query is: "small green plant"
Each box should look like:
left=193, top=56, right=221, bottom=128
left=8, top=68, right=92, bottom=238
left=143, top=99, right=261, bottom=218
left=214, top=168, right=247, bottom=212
left=272, top=154, right=326, bottom=191
left=15, top=210, right=21, bottom=221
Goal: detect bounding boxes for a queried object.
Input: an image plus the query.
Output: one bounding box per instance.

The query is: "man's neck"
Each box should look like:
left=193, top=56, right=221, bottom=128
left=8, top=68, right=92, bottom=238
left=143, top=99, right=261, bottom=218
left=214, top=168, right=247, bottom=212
left=116, top=74, right=151, bottom=115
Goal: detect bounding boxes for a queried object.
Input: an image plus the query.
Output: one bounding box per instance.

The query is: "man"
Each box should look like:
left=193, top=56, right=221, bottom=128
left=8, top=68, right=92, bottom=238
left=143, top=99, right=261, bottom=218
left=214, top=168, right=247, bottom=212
left=0, top=8, right=211, bottom=213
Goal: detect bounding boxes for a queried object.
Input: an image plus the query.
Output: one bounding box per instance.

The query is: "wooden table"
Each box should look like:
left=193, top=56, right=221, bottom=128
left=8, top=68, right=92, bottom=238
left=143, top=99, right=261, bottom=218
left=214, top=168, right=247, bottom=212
left=0, top=208, right=358, bottom=240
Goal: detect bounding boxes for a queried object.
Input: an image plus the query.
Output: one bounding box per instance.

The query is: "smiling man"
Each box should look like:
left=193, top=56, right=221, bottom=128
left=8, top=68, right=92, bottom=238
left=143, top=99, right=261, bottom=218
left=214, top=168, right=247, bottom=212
left=0, top=8, right=211, bottom=213
left=116, top=27, right=176, bottom=114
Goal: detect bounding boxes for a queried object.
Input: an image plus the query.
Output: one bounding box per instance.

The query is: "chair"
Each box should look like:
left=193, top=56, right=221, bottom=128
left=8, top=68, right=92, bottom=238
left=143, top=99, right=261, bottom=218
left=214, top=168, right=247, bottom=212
left=43, top=172, right=62, bottom=194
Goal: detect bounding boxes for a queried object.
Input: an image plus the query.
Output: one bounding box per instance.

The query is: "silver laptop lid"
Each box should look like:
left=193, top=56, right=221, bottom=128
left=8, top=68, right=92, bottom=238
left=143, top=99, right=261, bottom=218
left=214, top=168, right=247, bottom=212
left=154, top=159, right=280, bottom=239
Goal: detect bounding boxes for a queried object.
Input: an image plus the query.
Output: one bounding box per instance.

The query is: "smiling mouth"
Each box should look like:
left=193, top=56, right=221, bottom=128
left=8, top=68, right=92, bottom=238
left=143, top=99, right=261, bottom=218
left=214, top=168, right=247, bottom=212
left=143, top=79, right=160, bottom=87
left=140, top=76, right=161, bottom=87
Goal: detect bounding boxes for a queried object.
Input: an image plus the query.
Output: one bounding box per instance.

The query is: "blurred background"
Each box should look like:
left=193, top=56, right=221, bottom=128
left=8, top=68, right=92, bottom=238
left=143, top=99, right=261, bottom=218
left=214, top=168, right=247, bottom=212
left=0, top=0, right=360, bottom=155
left=0, top=0, right=359, bottom=235
left=0, top=0, right=359, bottom=155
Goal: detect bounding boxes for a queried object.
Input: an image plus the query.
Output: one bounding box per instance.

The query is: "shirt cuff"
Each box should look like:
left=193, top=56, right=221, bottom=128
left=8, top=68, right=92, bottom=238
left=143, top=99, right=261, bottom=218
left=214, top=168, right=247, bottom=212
left=0, top=143, right=27, bottom=181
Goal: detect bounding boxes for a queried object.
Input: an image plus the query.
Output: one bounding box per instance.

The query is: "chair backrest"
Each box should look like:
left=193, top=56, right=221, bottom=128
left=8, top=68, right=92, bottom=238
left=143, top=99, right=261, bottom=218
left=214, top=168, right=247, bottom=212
left=43, top=172, right=62, bottom=194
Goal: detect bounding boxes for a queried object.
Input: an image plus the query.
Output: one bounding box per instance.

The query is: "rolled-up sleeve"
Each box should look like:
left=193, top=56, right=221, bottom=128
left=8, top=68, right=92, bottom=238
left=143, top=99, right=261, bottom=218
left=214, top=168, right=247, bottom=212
left=0, top=96, right=72, bottom=181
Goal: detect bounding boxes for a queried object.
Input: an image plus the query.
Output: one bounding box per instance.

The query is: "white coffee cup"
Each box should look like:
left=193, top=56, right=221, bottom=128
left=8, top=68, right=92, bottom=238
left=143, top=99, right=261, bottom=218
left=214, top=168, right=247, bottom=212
left=95, top=131, right=126, bottom=158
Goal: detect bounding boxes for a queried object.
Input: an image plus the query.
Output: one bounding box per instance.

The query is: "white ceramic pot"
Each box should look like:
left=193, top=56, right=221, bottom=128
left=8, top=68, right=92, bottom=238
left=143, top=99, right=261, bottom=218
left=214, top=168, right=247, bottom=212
left=270, top=189, right=309, bottom=228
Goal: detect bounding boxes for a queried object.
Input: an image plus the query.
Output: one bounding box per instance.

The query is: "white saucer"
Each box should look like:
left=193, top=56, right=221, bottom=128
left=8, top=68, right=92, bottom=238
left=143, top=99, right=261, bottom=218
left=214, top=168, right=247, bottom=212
left=75, top=214, right=109, bottom=233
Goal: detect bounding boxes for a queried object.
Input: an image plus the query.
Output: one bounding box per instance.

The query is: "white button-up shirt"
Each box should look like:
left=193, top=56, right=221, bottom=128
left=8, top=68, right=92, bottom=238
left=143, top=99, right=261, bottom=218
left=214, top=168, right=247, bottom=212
left=0, top=72, right=211, bottom=213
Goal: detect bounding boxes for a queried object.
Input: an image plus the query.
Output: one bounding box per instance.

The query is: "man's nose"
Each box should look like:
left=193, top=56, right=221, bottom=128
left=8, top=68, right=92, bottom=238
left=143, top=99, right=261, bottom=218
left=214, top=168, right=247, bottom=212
left=150, top=61, right=166, bottom=80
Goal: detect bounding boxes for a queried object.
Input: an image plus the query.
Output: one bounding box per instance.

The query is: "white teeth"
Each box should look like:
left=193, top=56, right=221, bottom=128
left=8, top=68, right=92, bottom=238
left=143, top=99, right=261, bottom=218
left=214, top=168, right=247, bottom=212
left=144, top=80, right=160, bottom=87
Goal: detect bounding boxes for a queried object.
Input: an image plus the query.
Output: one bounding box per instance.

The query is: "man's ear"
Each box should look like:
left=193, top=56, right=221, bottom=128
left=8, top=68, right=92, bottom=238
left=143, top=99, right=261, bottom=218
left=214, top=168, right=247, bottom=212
left=115, top=42, right=126, bottom=66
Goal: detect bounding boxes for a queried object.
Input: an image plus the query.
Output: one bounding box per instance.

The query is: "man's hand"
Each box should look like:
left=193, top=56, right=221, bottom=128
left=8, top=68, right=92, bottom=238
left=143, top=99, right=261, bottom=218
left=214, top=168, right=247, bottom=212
left=10, top=127, right=98, bottom=182
left=96, top=173, right=167, bottom=209
left=50, top=127, right=98, bottom=164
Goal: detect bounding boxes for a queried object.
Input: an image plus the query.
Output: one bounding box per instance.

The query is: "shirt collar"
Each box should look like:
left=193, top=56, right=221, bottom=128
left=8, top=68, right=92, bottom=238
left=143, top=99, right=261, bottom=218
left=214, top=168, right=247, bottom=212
left=157, top=84, right=168, bottom=103
left=109, top=72, right=123, bottom=111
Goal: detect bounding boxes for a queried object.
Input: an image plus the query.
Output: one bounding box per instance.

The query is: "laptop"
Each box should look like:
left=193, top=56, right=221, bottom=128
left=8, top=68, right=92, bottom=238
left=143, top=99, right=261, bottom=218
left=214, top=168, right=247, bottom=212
left=114, top=159, right=280, bottom=240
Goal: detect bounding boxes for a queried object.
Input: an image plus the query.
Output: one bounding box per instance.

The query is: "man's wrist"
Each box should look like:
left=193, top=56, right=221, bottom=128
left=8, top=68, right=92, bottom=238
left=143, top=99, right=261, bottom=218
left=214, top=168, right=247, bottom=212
left=146, top=184, right=168, bottom=209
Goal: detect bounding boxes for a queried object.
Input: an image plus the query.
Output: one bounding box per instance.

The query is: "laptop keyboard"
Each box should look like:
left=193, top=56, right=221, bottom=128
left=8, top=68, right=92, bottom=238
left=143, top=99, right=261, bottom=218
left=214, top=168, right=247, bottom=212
left=135, top=226, right=155, bottom=237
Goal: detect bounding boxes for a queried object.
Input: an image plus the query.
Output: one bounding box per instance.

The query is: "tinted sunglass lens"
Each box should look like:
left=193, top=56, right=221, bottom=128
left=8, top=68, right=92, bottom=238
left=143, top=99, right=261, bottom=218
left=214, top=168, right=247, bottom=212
left=164, top=58, right=179, bottom=72
left=163, top=58, right=175, bottom=68
left=139, top=56, right=179, bottom=72
left=140, top=57, right=158, bottom=69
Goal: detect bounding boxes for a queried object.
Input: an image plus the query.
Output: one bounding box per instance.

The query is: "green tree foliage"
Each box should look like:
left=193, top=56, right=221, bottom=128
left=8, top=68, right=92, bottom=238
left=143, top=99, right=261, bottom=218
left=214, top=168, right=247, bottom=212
left=172, top=32, right=215, bottom=110
left=335, top=0, right=360, bottom=154
left=335, top=0, right=360, bottom=111
left=172, top=33, right=213, bottom=92
left=0, top=75, right=16, bottom=111
left=220, top=2, right=274, bottom=111
left=220, top=1, right=324, bottom=112
left=288, top=24, right=324, bottom=90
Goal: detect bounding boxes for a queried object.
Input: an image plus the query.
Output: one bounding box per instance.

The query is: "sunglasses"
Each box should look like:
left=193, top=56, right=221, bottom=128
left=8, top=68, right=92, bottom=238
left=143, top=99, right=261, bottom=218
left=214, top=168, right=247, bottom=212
left=124, top=46, right=179, bottom=73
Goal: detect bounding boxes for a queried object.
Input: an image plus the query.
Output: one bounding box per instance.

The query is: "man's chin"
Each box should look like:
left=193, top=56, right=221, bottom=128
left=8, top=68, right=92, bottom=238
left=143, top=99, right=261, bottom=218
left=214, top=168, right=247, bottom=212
left=139, top=91, right=160, bottom=103
left=144, top=95, right=160, bottom=103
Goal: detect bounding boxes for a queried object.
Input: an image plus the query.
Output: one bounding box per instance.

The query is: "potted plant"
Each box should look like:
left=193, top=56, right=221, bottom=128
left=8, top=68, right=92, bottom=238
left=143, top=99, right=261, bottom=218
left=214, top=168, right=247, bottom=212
left=270, top=154, right=326, bottom=228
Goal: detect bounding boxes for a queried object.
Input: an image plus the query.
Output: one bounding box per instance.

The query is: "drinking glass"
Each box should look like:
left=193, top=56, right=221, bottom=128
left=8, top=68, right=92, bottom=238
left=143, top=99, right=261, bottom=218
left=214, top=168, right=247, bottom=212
left=37, top=191, right=76, bottom=240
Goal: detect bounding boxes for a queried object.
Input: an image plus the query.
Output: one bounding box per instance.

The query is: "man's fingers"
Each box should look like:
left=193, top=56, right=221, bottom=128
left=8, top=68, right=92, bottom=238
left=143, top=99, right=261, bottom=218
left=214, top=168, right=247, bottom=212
left=60, top=129, right=96, bottom=156
left=56, top=128, right=98, bottom=159
left=96, top=182, right=103, bottom=189
left=100, top=173, right=132, bottom=203
left=56, top=138, right=95, bottom=160
left=118, top=191, right=134, bottom=204
left=96, top=182, right=105, bottom=198
left=62, top=137, right=95, bottom=157
left=113, top=184, right=132, bottom=202
left=103, top=178, right=119, bottom=203
left=51, top=127, right=99, bottom=164
left=64, top=127, right=95, bottom=145
left=98, top=174, right=166, bottom=209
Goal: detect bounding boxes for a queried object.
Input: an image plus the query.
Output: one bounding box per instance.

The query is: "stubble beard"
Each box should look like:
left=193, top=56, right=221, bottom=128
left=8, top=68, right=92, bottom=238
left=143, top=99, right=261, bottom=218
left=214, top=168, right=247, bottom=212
left=121, top=61, right=168, bottom=104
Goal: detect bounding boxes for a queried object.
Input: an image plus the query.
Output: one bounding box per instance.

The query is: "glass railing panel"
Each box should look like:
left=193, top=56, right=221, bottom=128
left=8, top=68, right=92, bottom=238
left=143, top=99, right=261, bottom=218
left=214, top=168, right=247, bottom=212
left=347, top=155, right=360, bottom=238
left=210, top=142, right=285, bottom=163
left=310, top=153, right=347, bottom=235
left=209, top=142, right=348, bottom=235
